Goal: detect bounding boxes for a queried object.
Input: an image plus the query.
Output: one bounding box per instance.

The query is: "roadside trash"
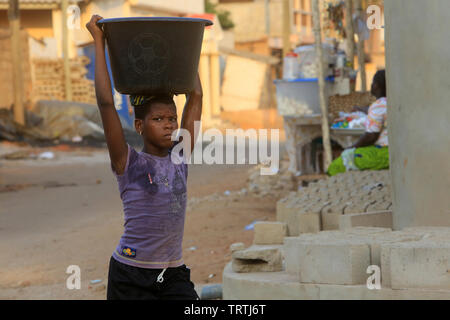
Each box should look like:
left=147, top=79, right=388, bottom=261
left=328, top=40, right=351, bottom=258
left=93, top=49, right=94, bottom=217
left=188, top=246, right=197, bottom=251
left=208, top=274, right=215, bottom=279
left=90, top=279, right=102, bottom=284
left=38, top=151, right=54, bottom=160
left=42, top=181, right=77, bottom=188
left=200, top=284, right=223, bottom=300
left=72, top=135, right=83, bottom=142
left=1, top=150, right=33, bottom=160
left=244, top=220, right=259, bottom=231
left=224, top=190, right=230, bottom=196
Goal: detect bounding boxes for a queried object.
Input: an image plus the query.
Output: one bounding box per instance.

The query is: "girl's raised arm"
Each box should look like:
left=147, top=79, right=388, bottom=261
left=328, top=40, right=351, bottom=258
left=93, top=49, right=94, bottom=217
left=86, top=15, right=128, bottom=175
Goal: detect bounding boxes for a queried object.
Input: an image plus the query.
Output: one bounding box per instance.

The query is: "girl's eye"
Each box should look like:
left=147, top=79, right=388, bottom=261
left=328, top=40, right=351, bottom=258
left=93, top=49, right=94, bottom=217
left=153, top=118, right=161, bottom=121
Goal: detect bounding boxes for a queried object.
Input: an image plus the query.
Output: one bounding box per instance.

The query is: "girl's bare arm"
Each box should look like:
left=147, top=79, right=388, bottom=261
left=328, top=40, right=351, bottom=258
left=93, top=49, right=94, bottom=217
left=180, top=73, right=203, bottom=152
left=86, top=15, right=128, bottom=174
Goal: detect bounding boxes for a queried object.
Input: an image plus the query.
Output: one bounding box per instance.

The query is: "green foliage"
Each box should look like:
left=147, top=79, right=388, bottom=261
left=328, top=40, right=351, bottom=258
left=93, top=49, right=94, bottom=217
left=204, top=0, right=235, bottom=30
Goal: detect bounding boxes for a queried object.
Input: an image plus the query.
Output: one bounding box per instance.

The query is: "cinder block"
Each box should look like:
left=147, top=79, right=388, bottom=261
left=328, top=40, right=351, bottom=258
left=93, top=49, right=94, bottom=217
left=297, top=239, right=371, bottom=285
left=321, top=212, right=341, bottom=230
left=297, top=212, right=321, bottom=234
left=223, top=262, right=450, bottom=300
left=283, top=237, right=301, bottom=277
left=389, top=240, right=450, bottom=290
left=230, top=242, right=245, bottom=253
left=284, top=235, right=371, bottom=285
left=232, top=245, right=283, bottom=273
left=253, top=222, right=287, bottom=245
left=276, top=201, right=298, bottom=236
left=339, top=211, right=393, bottom=230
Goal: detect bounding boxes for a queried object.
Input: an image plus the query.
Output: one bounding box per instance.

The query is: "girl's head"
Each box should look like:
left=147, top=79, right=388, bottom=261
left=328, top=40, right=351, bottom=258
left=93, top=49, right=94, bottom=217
left=131, top=95, right=178, bottom=151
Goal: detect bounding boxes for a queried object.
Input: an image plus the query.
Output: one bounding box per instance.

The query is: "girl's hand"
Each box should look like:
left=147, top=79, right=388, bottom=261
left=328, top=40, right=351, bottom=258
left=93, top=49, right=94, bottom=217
left=86, top=14, right=105, bottom=41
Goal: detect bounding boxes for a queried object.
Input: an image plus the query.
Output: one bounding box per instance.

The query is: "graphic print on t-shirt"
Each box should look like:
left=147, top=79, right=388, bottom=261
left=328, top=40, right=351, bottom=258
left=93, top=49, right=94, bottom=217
left=169, top=168, right=187, bottom=216
left=128, top=155, right=159, bottom=195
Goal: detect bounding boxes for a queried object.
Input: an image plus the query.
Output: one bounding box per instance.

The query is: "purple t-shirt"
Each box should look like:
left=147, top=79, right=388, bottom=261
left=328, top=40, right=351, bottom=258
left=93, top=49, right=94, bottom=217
left=110, top=143, right=188, bottom=269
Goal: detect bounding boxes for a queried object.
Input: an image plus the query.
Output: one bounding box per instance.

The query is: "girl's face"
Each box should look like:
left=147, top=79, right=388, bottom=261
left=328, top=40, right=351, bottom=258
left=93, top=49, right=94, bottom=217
left=140, top=102, right=178, bottom=150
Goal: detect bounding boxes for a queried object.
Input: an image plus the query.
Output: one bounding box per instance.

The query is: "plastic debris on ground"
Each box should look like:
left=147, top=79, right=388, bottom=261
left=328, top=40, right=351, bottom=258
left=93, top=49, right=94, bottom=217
left=38, top=151, right=55, bottom=160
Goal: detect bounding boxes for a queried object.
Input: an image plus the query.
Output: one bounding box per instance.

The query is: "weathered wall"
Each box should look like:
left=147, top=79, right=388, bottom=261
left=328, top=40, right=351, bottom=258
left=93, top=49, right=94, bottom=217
left=385, top=0, right=450, bottom=229
left=0, top=29, right=32, bottom=109
left=217, top=0, right=283, bottom=42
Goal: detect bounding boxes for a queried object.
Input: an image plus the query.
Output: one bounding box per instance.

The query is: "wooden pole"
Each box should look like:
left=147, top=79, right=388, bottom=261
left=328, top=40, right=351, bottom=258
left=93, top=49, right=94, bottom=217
left=312, top=0, right=332, bottom=170
left=344, top=0, right=355, bottom=69
left=61, top=0, right=72, bottom=101
left=282, top=0, right=291, bottom=58
left=8, top=0, right=25, bottom=126
left=354, top=0, right=367, bottom=92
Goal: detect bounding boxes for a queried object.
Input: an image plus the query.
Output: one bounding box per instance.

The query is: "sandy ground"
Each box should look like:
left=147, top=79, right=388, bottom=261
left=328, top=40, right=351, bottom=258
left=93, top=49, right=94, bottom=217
left=0, top=141, right=279, bottom=299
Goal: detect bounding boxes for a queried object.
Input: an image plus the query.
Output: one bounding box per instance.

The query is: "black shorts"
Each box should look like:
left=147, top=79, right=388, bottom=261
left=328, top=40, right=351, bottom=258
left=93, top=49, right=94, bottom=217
left=106, top=256, right=199, bottom=300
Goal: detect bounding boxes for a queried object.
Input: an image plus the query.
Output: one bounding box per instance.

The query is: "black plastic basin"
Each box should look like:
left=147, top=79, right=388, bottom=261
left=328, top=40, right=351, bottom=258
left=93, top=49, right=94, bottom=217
left=97, top=17, right=213, bottom=95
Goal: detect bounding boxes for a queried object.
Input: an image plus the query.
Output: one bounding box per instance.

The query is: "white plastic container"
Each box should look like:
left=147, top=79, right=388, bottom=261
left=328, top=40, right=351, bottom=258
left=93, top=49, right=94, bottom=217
left=274, top=78, right=334, bottom=116
left=283, top=52, right=300, bottom=80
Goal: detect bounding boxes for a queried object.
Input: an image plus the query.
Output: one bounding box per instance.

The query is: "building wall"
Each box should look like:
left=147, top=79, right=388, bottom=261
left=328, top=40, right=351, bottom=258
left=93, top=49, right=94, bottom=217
left=385, top=0, right=450, bottom=229
left=0, top=9, right=53, bottom=38
left=131, top=0, right=204, bottom=14
left=217, top=0, right=283, bottom=43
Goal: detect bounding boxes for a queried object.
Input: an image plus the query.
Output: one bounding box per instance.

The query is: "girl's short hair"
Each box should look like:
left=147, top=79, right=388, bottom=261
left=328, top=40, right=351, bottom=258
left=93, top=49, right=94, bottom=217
left=131, top=95, right=175, bottom=120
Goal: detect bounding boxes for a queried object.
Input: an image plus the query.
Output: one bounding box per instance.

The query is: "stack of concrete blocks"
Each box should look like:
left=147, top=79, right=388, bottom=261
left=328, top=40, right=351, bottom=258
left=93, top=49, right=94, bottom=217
left=231, top=222, right=287, bottom=273
left=223, top=226, right=450, bottom=299
left=276, top=171, right=393, bottom=236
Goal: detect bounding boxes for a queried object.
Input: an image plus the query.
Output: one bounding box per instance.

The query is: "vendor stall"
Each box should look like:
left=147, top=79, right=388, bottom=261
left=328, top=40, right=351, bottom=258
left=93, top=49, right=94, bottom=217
left=275, top=74, right=369, bottom=175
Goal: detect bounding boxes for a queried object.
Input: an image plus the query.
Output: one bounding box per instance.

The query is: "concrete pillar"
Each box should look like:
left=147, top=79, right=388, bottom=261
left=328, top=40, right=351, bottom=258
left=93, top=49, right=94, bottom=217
left=385, top=0, right=450, bottom=229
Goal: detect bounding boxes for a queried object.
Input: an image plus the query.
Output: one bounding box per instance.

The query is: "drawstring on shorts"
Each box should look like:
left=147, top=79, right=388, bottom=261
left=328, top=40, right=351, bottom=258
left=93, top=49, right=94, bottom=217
left=157, top=268, right=167, bottom=283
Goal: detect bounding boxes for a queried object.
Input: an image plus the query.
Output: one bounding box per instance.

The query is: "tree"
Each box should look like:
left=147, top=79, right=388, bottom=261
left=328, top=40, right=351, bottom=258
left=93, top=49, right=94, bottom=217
left=205, top=0, right=235, bottom=30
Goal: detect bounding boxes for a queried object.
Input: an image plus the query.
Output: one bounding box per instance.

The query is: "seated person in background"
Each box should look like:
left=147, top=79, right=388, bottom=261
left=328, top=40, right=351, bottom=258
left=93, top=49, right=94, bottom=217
left=327, top=70, right=389, bottom=176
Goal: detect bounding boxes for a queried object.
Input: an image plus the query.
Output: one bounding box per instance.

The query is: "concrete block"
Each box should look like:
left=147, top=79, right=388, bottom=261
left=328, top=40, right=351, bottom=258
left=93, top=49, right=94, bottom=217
left=297, top=212, right=321, bottom=234
left=321, top=212, right=341, bottom=230
left=380, top=245, right=392, bottom=288
left=276, top=202, right=298, bottom=236
left=283, top=237, right=301, bottom=277
left=253, top=221, right=287, bottom=245
left=284, top=235, right=371, bottom=285
left=223, top=262, right=450, bottom=300
left=298, top=240, right=371, bottom=285
left=232, top=245, right=283, bottom=273
left=389, top=240, right=450, bottom=290
left=230, top=242, right=245, bottom=253
left=339, top=211, right=393, bottom=230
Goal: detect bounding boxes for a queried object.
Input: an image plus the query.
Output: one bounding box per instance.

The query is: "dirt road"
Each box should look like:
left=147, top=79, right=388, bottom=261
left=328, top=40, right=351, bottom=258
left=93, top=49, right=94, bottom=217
left=0, top=142, right=279, bottom=299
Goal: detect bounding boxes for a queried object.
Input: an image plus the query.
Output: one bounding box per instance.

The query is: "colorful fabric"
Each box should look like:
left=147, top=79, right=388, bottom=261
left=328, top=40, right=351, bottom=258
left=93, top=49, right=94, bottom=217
left=364, top=97, right=388, bottom=147
left=327, top=146, right=389, bottom=176
left=129, top=95, right=155, bottom=107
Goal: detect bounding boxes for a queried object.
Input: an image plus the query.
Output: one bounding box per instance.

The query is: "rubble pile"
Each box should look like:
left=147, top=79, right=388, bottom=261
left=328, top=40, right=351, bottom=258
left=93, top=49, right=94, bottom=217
left=246, top=159, right=297, bottom=199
